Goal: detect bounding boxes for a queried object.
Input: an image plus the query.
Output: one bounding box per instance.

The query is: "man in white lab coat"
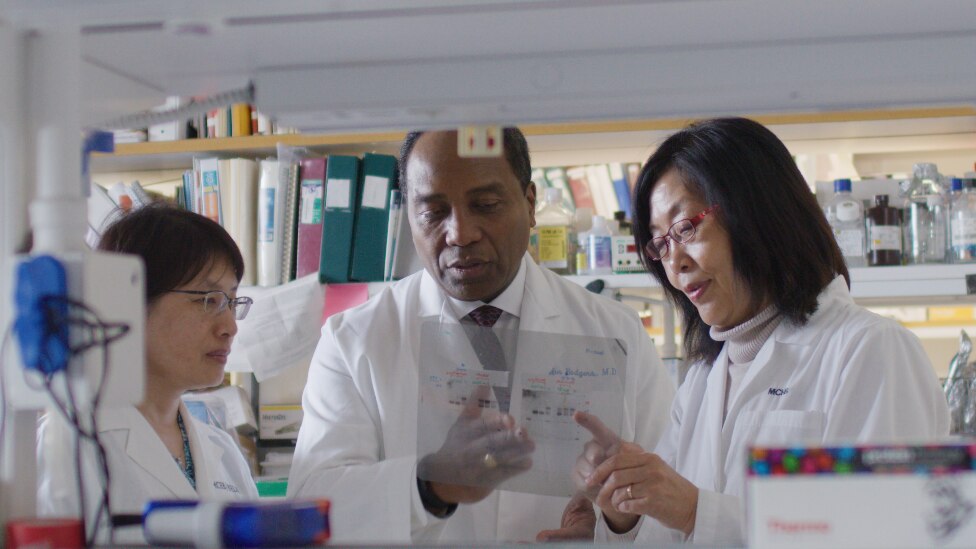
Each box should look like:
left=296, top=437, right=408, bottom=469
left=287, top=128, right=674, bottom=543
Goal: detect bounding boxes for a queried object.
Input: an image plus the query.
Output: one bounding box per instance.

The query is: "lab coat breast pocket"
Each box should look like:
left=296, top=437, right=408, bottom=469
left=739, top=410, right=826, bottom=447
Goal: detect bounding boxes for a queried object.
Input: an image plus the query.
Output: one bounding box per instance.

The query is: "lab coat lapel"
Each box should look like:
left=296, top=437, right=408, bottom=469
left=179, top=402, right=224, bottom=497
left=418, top=270, right=446, bottom=320
left=115, top=407, right=197, bottom=499
left=722, top=329, right=783, bottom=424
left=724, top=281, right=843, bottom=419
left=697, top=346, right=730, bottom=492
left=519, top=260, right=561, bottom=331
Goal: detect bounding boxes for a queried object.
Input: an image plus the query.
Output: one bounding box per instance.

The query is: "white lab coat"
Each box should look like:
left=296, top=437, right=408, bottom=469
left=605, top=276, right=950, bottom=545
left=37, top=401, right=258, bottom=545
left=288, top=255, right=675, bottom=543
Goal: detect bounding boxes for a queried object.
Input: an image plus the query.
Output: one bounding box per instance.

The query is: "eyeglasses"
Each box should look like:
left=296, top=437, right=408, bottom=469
left=167, top=290, right=253, bottom=320
left=645, top=205, right=719, bottom=261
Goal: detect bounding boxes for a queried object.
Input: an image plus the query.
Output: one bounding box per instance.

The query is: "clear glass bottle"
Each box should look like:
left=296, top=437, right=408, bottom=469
left=823, top=178, right=867, bottom=268
left=534, top=187, right=576, bottom=274
left=902, top=162, right=947, bottom=264
left=867, top=194, right=902, bottom=266
left=950, top=178, right=976, bottom=264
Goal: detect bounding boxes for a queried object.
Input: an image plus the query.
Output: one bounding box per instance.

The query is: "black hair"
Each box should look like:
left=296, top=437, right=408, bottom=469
left=633, top=117, right=848, bottom=364
left=397, top=127, right=532, bottom=195
left=96, top=203, right=245, bottom=303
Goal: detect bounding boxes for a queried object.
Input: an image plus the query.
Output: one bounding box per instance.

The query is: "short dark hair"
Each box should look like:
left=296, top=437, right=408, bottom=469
left=633, top=117, right=848, bottom=364
left=397, top=127, right=533, bottom=195
left=97, top=204, right=245, bottom=303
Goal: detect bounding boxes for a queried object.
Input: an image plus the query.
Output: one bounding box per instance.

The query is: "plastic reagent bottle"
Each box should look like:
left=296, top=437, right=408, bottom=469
left=949, top=178, right=976, bottom=263
left=902, top=162, right=947, bottom=264
left=866, top=194, right=902, bottom=266
left=824, top=178, right=867, bottom=268
left=576, top=230, right=590, bottom=275
left=534, top=187, right=576, bottom=274
left=587, top=215, right=613, bottom=275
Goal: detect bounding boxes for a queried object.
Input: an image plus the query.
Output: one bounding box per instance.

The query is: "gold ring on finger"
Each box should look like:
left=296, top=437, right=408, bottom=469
left=626, top=484, right=634, bottom=499
left=483, top=452, right=498, bottom=469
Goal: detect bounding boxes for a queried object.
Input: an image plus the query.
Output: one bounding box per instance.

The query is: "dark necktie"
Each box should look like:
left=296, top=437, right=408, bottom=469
left=464, top=305, right=511, bottom=413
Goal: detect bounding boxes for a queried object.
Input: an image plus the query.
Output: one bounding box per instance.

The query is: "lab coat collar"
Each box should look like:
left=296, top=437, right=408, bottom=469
left=417, top=254, right=561, bottom=325
left=722, top=275, right=849, bottom=422
left=99, top=404, right=198, bottom=499
left=445, top=256, right=527, bottom=320
left=520, top=255, right=563, bottom=324
left=772, top=275, right=851, bottom=346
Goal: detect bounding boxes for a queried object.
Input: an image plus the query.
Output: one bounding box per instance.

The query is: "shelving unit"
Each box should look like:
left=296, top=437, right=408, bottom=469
left=91, top=107, right=976, bottom=175
left=569, top=264, right=976, bottom=306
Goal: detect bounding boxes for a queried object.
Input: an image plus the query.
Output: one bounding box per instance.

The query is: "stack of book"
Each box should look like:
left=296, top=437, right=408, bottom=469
left=178, top=152, right=419, bottom=288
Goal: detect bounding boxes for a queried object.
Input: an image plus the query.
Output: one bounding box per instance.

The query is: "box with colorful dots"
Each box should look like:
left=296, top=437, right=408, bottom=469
left=748, top=443, right=976, bottom=549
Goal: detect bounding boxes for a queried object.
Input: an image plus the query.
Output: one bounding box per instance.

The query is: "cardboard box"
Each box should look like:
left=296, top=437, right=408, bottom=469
left=259, top=405, right=303, bottom=440
left=748, top=444, right=976, bottom=548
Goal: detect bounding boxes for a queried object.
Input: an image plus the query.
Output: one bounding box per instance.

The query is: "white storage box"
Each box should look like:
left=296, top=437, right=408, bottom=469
left=748, top=443, right=976, bottom=549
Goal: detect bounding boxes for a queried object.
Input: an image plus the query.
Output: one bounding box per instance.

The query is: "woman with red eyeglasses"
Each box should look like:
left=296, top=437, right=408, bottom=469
left=571, top=118, right=948, bottom=545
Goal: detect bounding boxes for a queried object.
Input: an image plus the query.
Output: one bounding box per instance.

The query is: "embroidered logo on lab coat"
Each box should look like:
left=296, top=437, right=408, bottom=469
left=767, top=387, right=790, bottom=396
left=213, top=481, right=240, bottom=493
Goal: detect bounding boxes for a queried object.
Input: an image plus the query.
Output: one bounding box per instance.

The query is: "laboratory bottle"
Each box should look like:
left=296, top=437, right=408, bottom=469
left=535, top=187, right=577, bottom=274
left=588, top=215, right=613, bottom=275
left=902, top=162, right=947, bottom=264
left=866, top=194, right=902, bottom=266
left=613, top=211, right=633, bottom=235
left=574, top=206, right=593, bottom=274
left=823, top=178, right=867, bottom=268
left=576, top=230, right=590, bottom=275
left=949, top=178, right=976, bottom=264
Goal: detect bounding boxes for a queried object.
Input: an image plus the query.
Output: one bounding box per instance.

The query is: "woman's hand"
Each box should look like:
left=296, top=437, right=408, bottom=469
left=586, top=450, right=699, bottom=536
left=572, top=411, right=642, bottom=531
left=574, top=411, right=698, bottom=536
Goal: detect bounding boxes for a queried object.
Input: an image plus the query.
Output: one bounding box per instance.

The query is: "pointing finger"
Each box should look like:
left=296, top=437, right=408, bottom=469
left=574, top=411, right=621, bottom=449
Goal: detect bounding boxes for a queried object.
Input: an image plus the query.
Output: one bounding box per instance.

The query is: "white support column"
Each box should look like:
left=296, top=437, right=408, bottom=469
left=0, top=19, right=35, bottom=524
left=1, top=21, right=87, bottom=525
left=27, top=24, right=85, bottom=255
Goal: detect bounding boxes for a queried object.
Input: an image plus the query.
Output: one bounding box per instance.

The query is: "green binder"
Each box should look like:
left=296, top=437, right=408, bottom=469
left=349, top=153, right=398, bottom=282
left=319, top=155, right=361, bottom=283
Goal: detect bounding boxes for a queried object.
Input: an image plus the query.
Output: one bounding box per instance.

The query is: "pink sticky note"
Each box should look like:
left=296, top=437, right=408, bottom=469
left=322, top=283, right=370, bottom=324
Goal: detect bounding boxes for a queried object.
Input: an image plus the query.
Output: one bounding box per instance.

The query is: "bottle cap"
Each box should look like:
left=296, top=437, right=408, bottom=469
left=833, top=178, right=852, bottom=193
left=951, top=178, right=963, bottom=192
left=874, top=194, right=889, bottom=206
left=574, top=207, right=593, bottom=232
left=913, top=162, right=940, bottom=181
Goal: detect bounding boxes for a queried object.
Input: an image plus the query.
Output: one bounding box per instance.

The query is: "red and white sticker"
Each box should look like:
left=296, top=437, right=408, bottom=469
left=458, top=125, right=503, bottom=157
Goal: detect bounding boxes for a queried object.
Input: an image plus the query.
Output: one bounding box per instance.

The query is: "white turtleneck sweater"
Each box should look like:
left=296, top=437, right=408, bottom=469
left=709, top=305, right=781, bottom=422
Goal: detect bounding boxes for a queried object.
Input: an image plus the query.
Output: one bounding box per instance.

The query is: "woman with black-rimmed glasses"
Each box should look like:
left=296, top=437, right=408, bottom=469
left=38, top=204, right=258, bottom=544
left=571, top=118, right=948, bottom=545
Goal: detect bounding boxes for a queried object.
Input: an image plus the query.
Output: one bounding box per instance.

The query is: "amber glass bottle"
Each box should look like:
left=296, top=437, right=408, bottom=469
left=866, top=194, right=902, bottom=266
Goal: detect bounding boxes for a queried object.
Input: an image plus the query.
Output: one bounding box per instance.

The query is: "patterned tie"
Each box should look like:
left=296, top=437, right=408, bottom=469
left=463, top=305, right=511, bottom=413
left=467, top=305, right=503, bottom=328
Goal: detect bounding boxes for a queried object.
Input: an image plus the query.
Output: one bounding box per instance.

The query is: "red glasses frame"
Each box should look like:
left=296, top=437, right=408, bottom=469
left=645, top=205, right=719, bottom=261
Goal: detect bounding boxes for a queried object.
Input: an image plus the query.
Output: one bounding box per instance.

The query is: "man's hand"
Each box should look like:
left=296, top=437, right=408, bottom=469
left=536, top=492, right=596, bottom=542
left=419, top=385, right=535, bottom=505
